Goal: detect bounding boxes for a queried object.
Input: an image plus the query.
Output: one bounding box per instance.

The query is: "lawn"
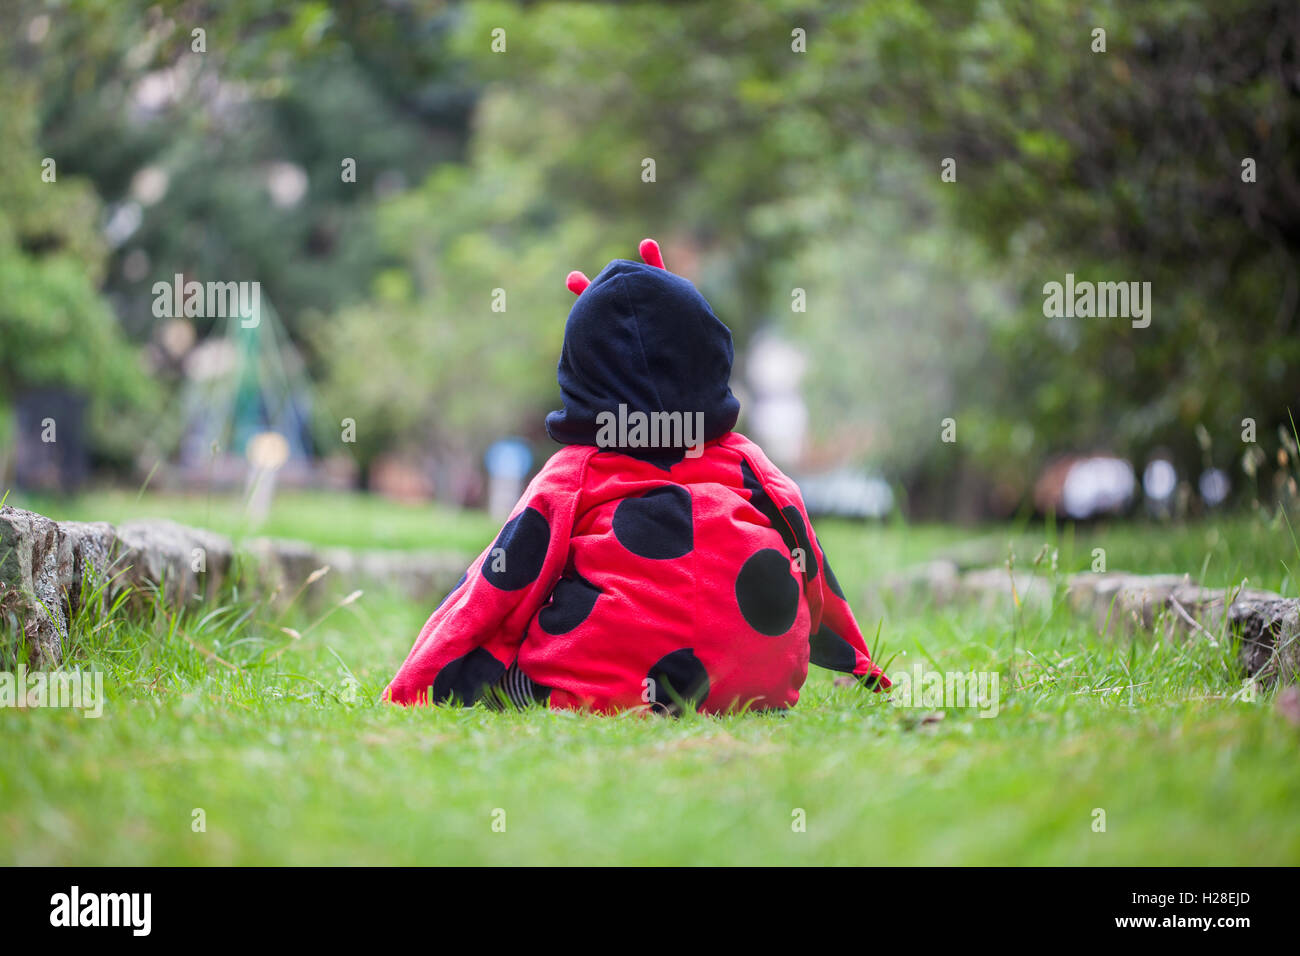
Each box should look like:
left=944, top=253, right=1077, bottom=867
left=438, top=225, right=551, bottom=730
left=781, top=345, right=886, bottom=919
left=10, top=487, right=501, bottom=554
left=2, top=490, right=1298, bottom=865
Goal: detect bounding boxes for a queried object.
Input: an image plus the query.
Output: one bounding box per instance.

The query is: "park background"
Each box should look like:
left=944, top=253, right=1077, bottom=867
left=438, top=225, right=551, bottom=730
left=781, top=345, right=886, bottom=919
left=2, top=0, right=1299, bottom=866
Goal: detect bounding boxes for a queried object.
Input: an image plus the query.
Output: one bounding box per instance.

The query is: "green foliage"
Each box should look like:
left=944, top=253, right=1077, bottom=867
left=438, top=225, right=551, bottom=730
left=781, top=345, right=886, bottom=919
left=0, top=67, right=158, bottom=464
left=386, top=0, right=1298, bottom=493
left=849, top=0, right=1300, bottom=476
left=4, top=0, right=1297, bottom=503
left=314, top=154, right=621, bottom=465
left=21, top=0, right=475, bottom=345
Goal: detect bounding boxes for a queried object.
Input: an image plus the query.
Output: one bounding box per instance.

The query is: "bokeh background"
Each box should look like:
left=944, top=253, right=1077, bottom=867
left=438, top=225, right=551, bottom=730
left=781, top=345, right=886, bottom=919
left=5, top=0, right=1300, bottom=871
left=2, top=0, right=1298, bottom=525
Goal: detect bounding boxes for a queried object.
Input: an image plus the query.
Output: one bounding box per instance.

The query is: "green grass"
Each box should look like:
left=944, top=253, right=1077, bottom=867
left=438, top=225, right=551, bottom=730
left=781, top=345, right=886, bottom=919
left=2, top=492, right=1299, bottom=864
left=9, top=487, right=500, bottom=554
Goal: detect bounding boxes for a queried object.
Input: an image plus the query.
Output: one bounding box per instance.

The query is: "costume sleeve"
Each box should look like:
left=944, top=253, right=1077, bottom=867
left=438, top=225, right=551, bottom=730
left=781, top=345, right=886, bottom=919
left=804, top=530, right=891, bottom=689
left=384, top=448, right=589, bottom=706
left=736, top=440, right=890, bottom=690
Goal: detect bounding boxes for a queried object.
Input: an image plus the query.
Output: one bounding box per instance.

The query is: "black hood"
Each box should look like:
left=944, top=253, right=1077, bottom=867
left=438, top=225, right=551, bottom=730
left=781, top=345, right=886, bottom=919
left=545, top=259, right=741, bottom=457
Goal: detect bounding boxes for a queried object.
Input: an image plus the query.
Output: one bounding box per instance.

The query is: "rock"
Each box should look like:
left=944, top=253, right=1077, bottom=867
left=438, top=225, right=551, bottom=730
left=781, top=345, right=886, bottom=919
left=2, top=505, right=472, bottom=667
left=955, top=565, right=1053, bottom=609
left=342, top=549, right=466, bottom=602
left=0, top=506, right=67, bottom=667
left=7, top=500, right=1298, bottom=689
left=1276, top=685, right=1300, bottom=728
left=1096, top=574, right=1187, bottom=634
left=870, top=559, right=1300, bottom=687
left=1230, top=596, right=1300, bottom=687
left=1062, top=573, right=1300, bottom=684
left=55, top=520, right=118, bottom=619
left=876, top=559, right=960, bottom=606
left=114, top=519, right=233, bottom=608
left=246, top=538, right=468, bottom=607
left=1065, top=571, right=1125, bottom=615
left=246, top=537, right=328, bottom=602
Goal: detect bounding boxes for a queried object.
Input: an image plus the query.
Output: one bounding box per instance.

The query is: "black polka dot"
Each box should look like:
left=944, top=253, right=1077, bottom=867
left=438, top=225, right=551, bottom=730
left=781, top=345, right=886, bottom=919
left=823, top=555, right=846, bottom=600
left=742, top=462, right=816, bottom=581
left=612, top=486, right=693, bottom=560
left=735, top=548, right=800, bottom=635
left=809, top=624, right=857, bottom=672
left=430, top=647, right=505, bottom=705
left=645, top=648, right=710, bottom=715
left=741, top=460, right=782, bottom=527
left=780, top=505, right=818, bottom=584
left=435, top=572, right=468, bottom=611
left=481, top=506, right=549, bottom=590
left=538, top=573, right=601, bottom=634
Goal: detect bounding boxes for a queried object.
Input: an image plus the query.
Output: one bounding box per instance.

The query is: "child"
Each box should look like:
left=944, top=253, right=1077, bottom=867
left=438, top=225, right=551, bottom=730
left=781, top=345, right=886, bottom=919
left=385, top=239, right=889, bottom=714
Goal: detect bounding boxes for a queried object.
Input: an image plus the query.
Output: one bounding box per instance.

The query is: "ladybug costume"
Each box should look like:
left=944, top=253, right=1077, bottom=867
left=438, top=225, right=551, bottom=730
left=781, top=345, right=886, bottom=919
left=385, top=239, right=889, bottom=714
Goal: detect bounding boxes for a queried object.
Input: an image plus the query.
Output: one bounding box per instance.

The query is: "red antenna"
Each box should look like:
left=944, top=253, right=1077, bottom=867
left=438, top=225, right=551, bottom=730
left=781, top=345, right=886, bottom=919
left=566, top=271, right=591, bottom=296
left=638, top=238, right=666, bottom=269
left=566, top=238, right=666, bottom=295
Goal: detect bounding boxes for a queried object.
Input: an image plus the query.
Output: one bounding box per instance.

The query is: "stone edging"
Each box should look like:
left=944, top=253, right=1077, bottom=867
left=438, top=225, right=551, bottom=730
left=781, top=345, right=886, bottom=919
left=0, top=505, right=465, bottom=667
left=875, top=560, right=1299, bottom=687
left=6, top=502, right=1296, bottom=688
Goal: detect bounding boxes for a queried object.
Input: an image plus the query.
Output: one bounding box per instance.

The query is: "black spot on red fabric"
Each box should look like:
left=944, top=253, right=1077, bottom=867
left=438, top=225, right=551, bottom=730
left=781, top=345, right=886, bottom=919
left=735, top=548, right=799, bottom=635
left=481, top=506, right=549, bottom=590
left=741, top=459, right=782, bottom=529
left=780, top=505, right=818, bottom=584
left=430, top=647, right=506, bottom=705
left=646, top=648, right=710, bottom=715
left=823, top=555, right=846, bottom=600
left=539, top=572, right=602, bottom=634
left=612, top=485, right=693, bottom=559
left=741, top=461, right=815, bottom=580
left=435, top=571, right=468, bottom=611
left=810, top=624, right=857, bottom=672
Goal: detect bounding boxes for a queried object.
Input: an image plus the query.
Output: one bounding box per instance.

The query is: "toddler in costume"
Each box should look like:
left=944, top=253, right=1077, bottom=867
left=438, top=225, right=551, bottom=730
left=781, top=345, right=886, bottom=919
left=385, top=239, right=889, bottom=713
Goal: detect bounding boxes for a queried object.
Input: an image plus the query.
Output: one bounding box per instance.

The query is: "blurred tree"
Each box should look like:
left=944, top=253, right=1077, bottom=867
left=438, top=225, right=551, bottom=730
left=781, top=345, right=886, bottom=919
left=317, top=0, right=876, bottom=475
left=804, top=0, right=1300, bottom=490
left=8, top=0, right=477, bottom=477
left=0, top=40, right=158, bottom=475
left=408, top=0, right=1300, bottom=507
left=19, top=0, right=476, bottom=353
left=6, top=0, right=1296, bottom=512
left=311, top=154, right=612, bottom=481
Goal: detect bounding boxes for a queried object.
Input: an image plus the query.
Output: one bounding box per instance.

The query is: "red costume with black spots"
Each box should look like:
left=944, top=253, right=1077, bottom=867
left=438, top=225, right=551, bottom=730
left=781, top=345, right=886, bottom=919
left=385, top=239, right=889, bottom=713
